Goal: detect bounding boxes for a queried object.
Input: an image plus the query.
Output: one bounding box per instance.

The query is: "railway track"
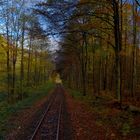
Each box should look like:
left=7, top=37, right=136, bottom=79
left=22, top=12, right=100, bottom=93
left=30, top=87, right=63, bottom=140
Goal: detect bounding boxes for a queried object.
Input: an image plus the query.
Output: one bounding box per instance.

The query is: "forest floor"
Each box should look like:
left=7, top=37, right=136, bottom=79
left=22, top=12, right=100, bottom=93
left=2, top=86, right=140, bottom=140
left=6, top=93, right=51, bottom=140
left=0, top=82, right=54, bottom=139
left=66, top=89, right=140, bottom=140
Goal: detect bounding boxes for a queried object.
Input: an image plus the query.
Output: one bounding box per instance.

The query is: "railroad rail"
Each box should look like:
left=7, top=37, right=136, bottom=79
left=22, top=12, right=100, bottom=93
left=30, top=88, right=63, bottom=140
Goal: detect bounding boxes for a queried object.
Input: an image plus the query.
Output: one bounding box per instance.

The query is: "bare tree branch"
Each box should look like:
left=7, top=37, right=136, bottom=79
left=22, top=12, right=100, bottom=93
left=135, top=0, right=140, bottom=6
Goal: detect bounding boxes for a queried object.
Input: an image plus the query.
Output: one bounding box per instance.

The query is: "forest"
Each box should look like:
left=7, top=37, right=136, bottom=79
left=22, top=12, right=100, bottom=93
left=0, top=0, right=140, bottom=139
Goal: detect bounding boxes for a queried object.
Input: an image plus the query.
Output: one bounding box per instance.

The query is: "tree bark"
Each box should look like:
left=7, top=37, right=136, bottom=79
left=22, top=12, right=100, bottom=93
left=112, top=0, right=122, bottom=103
left=131, top=0, right=137, bottom=97
left=20, top=22, right=25, bottom=100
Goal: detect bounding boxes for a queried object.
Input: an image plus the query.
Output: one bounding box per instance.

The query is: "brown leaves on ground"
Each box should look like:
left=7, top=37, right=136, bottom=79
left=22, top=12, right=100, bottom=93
left=5, top=88, right=140, bottom=140
left=6, top=95, right=51, bottom=140
left=65, top=92, right=108, bottom=140
left=65, top=91, right=140, bottom=140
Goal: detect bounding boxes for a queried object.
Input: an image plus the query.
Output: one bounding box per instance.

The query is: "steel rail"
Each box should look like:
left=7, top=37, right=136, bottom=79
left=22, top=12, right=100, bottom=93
left=56, top=102, right=62, bottom=140
left=30, top=94, right=56, bottom=140
left=30, top=93, right=63, bottom=140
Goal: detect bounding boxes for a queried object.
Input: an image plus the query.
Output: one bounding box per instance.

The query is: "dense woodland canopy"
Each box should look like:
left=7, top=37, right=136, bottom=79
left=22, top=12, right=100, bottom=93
left=0, top=0, right=140, bottom=107
left=0, top=0, right=54, bottom=103
left=0, top=0, right=140, bottom=139
left=35, top=0, right=140, bottom=106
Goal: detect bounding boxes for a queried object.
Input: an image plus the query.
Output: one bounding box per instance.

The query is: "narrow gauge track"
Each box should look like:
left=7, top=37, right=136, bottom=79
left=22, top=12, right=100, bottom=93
left=30, top=86, right=63, bottom=140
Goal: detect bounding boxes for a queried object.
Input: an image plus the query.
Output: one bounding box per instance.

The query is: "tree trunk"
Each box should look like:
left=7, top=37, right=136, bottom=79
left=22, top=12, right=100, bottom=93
left=20, top=23, right=25, bottom=100
left=112, top=0, right=122, bottom=103
left=131, top=0, right=137, bottom=98
left=27, top=37, right=31, bottom=86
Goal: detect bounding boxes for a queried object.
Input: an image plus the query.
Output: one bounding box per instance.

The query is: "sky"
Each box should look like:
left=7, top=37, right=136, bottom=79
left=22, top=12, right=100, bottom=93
left=0, top=0, right=59, bottom=52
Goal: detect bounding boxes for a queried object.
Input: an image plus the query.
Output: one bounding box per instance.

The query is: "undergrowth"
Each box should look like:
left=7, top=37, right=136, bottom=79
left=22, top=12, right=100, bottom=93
left=0, top=82, right=54, bottom=139
left=68, top=88, right=140, bottom=139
